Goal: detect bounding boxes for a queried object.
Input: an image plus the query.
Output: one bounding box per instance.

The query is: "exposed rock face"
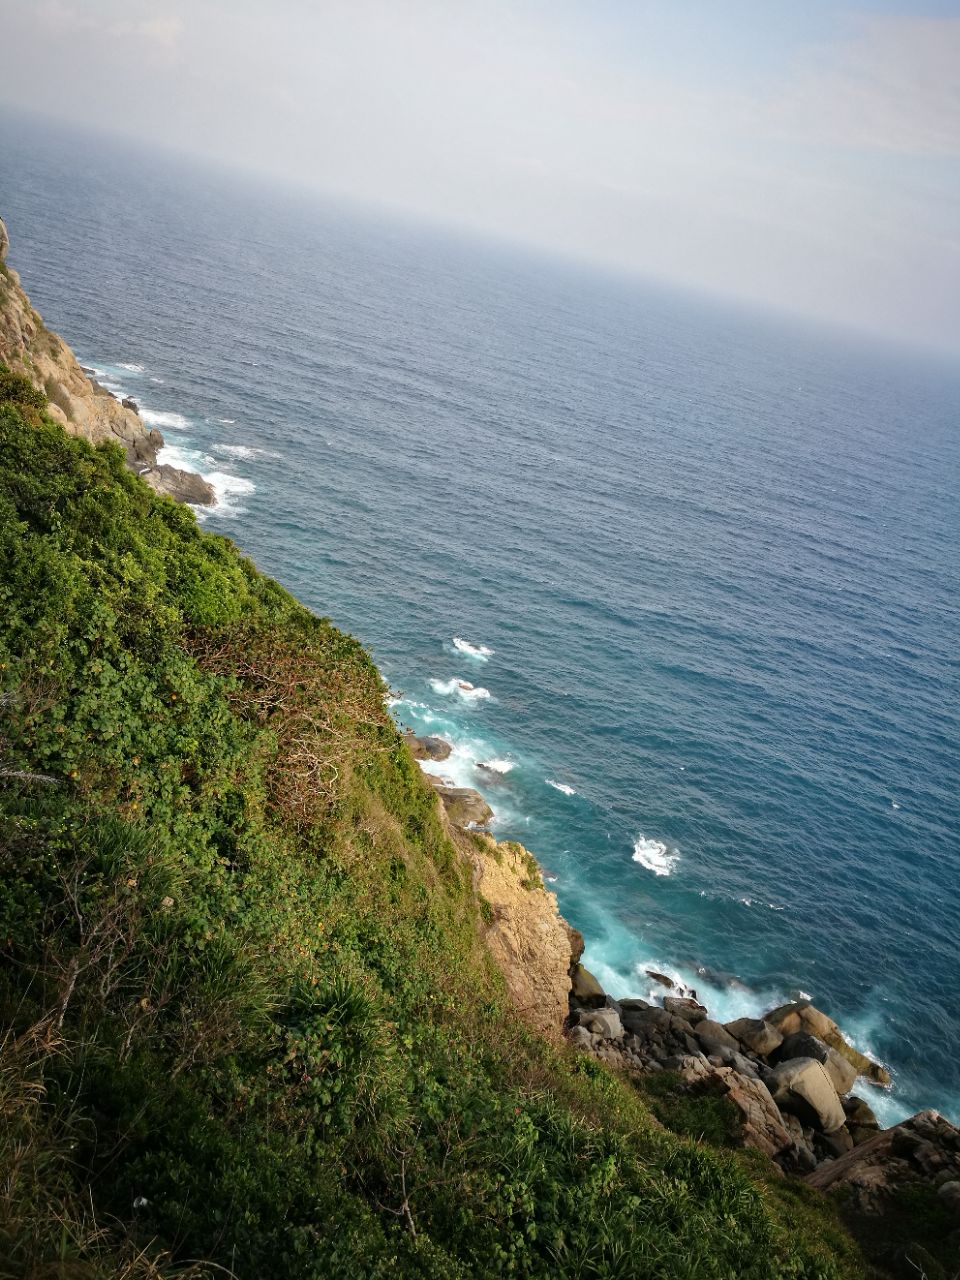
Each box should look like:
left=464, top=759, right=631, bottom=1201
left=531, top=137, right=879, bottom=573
left=0, top=227, right=212, bottom=505
left=423, top=777, right=493, bottom=827
left=0, top=218, right=9, bottom=264
left=403, top=732, right=453, bottom=762
left=807, top=1110, right=960, bottom=1222
left=460, top=831, right=575, bottom=1040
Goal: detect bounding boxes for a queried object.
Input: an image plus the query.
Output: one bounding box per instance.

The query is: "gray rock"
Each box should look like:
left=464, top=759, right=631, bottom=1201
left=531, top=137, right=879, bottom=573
left=938, top=1180, right=960, bottom=1214
left=424, top=780, right=494, bottom=827
left=693, top=1019, right=740, bottom=1053
left=843, top=1095, right=880, bottom=1130
left=725, top=1016, right=783, bottom=1058
left=663, top=996, right=708, bottom=1023
left=140, top=464, right=216, bottom=506
left=570, top=964, right=606, bottom=1009
left=777, top=1031, right=830, bottom=1065
left=121, top=396, right=139, bottom=412
left=769, top=1058, right=846, bottom=1134
left=646, top=969, right=676, bottom=990
left=567, top=1025, right=593, bottom=1050
left=403, top=732, right=453, bottom=761
left=585, top=1008, right=623, bottom=1040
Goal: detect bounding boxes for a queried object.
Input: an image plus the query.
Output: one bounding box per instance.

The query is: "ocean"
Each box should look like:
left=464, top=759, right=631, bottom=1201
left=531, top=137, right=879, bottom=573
left=2, top=114, right=958, bottom=1126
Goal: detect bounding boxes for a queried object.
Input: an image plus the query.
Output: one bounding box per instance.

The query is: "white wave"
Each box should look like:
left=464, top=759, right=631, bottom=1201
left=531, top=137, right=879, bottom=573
left=479, top=758, right=514, bottom=775
left=452, top=636, right=494, bottom=660
left=891, top=801, right=901, bottom=810
left=141, top=408, right=190, bottom=431
left=632, top=834, right=679, bottom=876
left=150, top=376, right=164, bottom=384
left=218, top=418, right=236, bottom=424
left=429, top=678, right=491, bottom=701
left=156, top=442, right=255, bottom=519
left=203, top=471, right=255, bottom=519
left=118, top=362, right=145, bottom=373
left=214, top=443, right=280, bottom=461
left=546, top=779, right=576, bottom=796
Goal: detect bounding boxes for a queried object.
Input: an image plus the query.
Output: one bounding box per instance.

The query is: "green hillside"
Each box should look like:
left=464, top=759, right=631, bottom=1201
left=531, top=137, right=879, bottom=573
left=0, top=367, right=864, bottom=1278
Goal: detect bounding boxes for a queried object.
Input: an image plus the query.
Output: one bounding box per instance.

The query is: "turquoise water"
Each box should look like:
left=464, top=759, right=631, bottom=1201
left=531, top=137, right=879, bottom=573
left=3, top=115, right=959, bottom=1125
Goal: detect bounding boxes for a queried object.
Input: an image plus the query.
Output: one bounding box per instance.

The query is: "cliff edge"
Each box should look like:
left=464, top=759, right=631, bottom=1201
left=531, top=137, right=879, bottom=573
left=0, top=216, right=213, bottom=504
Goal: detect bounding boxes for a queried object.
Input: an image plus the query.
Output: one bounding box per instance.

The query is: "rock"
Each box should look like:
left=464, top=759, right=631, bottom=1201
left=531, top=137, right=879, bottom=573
left=938, top=1181, right=960, bottom=1214
left=563, top=921, right=585, bottom=972
left=646, top=970, right=676, bottom=991
left=725, top=1016, right=783, bottom=1058
left=570, top=964, right=606, bottom=1009
left=841, top=1095, right=878, bottom=1129
left=121, top=396, right=139, bottom=412
left=0, top=216, right=8, bottom=263
left=403, top=732, right=453, bottom=761
left=777, top=1031, right=830, bottom=1065
left=706, top=1067, right=794, bottom=1161
left=425, top=781, right=493, bottom=827
left=764, top=1001, right=890, bottom=1086
left=693, top=1019, right=740, bottom=1053
left=567, top=1025, right=593, bottom=1050
left=140, top=464, right=216, bottom=506
left=619, top=997, right=652, bottom=1012
left=769, top=1058, right=846, bottom=1134
left=585, top=1008, right=623, bottom=1040
left=663, top=996, right=708, bottom=1023
left=465, top=833, right=573, bottom=1039
left=822, top=1046, right=858, bottom=1096
left=815, top=1127, right=855, bottom=1160
left=621, top=1004, right=671, bottom=1034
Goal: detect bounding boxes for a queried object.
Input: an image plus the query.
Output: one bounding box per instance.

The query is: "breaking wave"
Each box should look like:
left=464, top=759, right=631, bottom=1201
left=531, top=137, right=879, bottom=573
left=632, top=834, right=679, bottom=876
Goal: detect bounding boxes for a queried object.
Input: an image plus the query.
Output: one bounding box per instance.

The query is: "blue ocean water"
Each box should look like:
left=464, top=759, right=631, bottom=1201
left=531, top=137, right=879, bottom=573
left=2, top=115, right=958, bottom=1126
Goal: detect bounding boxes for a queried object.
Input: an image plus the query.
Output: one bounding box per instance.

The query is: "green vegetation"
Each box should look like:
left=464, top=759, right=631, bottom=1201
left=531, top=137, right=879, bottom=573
left=0, top=369, right=868, bottom=1277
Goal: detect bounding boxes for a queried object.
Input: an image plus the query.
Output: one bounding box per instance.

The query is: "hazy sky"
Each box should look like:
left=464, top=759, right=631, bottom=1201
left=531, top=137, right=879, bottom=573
left=2, top=1, right=959, bottom=351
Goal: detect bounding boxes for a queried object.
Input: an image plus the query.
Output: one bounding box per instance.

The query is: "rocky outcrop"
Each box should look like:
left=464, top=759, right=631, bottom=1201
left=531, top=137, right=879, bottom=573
left=0, top=218, right=9, bottom=264
left=424, top=777, right=493, bottom=827
left=461, top=832, right=576, bottom=1040
left=0, top=224, right=212, bottom=505
left=403, top=732, right=453, bottom=762
left=807, top=1109, right=960, bottom=1211
left=765, top=1000, right=891, bottom=1086
left=564, top=967, right=896, bottom=1176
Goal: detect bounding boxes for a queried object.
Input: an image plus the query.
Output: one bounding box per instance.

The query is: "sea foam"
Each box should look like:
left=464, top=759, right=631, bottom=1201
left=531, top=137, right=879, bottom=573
left=546, top=779, right=576, bottom=796
left=141, top=408, right=190, bottom=431
left=632, top=834, right=679, bottom=876
left=429, top=677, right=491, bottom=701
left=453, top=637, right=494, bottom=660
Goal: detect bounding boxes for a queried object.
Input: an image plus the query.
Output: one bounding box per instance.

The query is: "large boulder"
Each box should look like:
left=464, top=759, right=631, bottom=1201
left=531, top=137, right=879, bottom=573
left=769, top=1058, right=846, bottom=1134
left=403, top=732, right=453, bottom=761
left=725, top=1016, right=783, bottom=1057
left=663, top=996, right=708, bottom=1023
left=570, top=964, right=606, bottom=1009
left=693, top=1019, right=740, bottom=1053
left=763, top=1001, right=891, bottom=1086
left=584, top=1008, right=623, bottom=1040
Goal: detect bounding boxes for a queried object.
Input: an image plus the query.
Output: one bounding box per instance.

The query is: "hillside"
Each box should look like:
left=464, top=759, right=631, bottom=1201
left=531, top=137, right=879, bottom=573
left=0, top=248, right=897, bottom=1278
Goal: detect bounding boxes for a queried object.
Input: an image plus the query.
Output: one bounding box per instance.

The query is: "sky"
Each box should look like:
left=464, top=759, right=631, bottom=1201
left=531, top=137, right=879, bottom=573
left=1, top=0, right=959, bottom=352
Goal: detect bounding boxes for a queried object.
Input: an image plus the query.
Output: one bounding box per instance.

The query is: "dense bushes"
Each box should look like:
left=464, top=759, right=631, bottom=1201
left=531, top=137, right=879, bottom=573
left=0, top=370, right=866, bottom=1277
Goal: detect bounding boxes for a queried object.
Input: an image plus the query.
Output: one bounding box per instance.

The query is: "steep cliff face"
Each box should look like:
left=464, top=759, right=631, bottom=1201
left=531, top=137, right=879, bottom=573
left=453, top=827, right=576, bottom=1039
left=0, top=218, right=212, bottom=504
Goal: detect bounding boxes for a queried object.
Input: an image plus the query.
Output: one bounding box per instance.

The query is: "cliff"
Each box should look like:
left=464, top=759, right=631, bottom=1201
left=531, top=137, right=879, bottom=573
left=0, top=217, right=213, bottom=504
left=0, top=246, right=938, bottom=1278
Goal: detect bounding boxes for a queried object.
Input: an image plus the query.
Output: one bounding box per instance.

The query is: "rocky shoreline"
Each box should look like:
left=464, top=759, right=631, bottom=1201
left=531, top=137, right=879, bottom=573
left=0, top=219, right=213, bottom=506
left=411, top=728, right=960, bottom=1239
